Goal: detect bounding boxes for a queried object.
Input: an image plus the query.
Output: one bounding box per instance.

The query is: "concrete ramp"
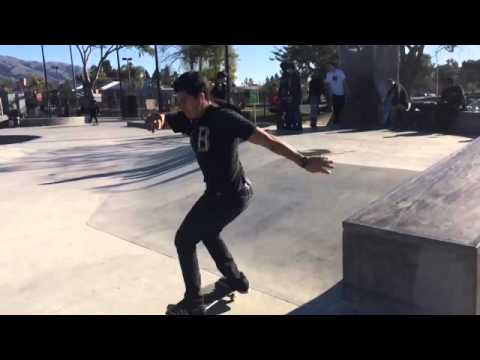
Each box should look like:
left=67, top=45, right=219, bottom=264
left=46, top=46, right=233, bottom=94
left=343, top=137, right=480, bottom=314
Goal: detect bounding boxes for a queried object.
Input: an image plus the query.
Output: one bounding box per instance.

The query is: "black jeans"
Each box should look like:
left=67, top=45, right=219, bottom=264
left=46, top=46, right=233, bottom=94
left=89, top=112, right=98, bottom=123
left=331, top=95, right=345, bottom=124
left=174, top=180, right=253, bottom=306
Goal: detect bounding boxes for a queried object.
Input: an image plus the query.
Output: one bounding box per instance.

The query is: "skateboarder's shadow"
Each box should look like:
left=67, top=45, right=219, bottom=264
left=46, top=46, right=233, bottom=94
left=205, top=299, right=234, bottom=315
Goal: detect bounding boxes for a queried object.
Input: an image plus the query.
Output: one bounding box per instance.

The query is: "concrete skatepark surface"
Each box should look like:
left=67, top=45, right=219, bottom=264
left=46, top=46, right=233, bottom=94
left=0, top=119, right=472, bottom=314
left=88, top=145, right=416, bottom=306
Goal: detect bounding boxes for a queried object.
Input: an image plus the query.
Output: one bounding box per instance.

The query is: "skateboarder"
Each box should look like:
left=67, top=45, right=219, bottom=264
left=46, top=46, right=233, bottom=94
left=157, top=72, right=334, bottom=315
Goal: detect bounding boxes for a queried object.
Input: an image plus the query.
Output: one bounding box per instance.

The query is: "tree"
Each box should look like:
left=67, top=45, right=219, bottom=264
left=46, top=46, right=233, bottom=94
left=459, top=60, right=480, bottom=94
left=74, top=45, right=154, bottom=101
left=271, top=45, right=338, bottom=82
left=400, top=45, right=457, bottom=92
left=261, top=74, right=281, bottom=98
left=157, top=45, right=239, bottom=82
left=242, top=77, right=256, bottom=87
left=437, top=59, right=461, bottom=91
left=119, top=64, right=148, bottom=89
left=0, top=79, right=15, bottom=91
left=153, top=65, right=175, bottom=86
left=56, top=80, right=76, bottom=103
left=410, top=54, right=435, bottom=95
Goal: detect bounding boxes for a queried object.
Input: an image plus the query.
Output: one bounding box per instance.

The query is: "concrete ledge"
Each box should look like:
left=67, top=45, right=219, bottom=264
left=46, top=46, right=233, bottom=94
left=126, top=120, right=148, bottom=129
left=343, top=137, right=480, bottom=314
left=409, top=105, right=480, bottom=135
left=20, top=116, right=87, bottom=127
left=451, top=112, right=480, bottom=134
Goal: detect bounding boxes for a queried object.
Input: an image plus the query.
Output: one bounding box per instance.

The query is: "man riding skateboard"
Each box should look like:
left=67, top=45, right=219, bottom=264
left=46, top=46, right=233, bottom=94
left=155, top=72, right=334, bottom=315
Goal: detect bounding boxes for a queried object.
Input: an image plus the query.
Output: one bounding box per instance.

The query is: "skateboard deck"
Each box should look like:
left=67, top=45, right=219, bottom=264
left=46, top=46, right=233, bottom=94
left=201, top=282, right=236, bottom=315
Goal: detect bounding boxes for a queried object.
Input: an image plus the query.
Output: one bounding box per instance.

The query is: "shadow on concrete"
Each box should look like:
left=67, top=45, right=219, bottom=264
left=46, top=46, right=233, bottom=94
left=383, top=131, right=438, bottom=139
left=33, top=135, right=143, bottom=144
left=0, top=135, right=41, bottom=145
left=266, top=127, right=338, bottom=137
left=2, top=134, right=197, bottom=194
left=300, top=149, right=332, bottom=156
left=267, top=126, right=388, bottom=138
left=121, top=134, right=187, bottom=143
left=384, top=131, right=477, bottom=139
left=39, top=144, right=197, bottom=188
left=288, top=281, right=426, bottom=315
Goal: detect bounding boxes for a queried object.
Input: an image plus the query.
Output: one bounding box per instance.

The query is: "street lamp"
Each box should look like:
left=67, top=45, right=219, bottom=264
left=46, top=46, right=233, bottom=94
left=122, top=57, right=133, bottom=89
left=52, top=65, right=59, bottom=79
left=69, top=45, right=77, bottom=97
left=154, top=45, right=163, bottom=112
left=41, top=45, right=50, bottom=119
left=224, top=45, right=231, bottom=104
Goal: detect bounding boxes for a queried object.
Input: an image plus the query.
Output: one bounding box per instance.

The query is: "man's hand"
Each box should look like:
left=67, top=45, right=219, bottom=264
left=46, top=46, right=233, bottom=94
left=303, top=155, right=335, bottom=174
left=145, top=113, right=168, bottom=132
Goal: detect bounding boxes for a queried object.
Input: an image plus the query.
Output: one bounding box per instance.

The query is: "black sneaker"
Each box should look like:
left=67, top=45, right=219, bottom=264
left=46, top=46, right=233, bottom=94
left=165, top=298, right=206, bottom=315
left=215, top=272, right=249, bottom=294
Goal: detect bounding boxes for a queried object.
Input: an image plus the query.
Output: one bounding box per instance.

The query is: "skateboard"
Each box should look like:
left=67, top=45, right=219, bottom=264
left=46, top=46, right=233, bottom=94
left=165, top=281, right=239, bottom=315
left=201, top=281, right=236, bottom=315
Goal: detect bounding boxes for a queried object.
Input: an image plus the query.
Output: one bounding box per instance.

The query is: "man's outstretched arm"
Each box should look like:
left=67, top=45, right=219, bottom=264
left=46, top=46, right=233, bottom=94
left=247, top=127, right=334, bottom=174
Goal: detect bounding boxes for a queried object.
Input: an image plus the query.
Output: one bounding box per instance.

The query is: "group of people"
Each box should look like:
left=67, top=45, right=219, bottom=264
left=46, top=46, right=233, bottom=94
left=277, top=61, right=348, bottom=131
left=382, top=77, right=466, bottom=133
left=278, top=60, right=466, bottom=133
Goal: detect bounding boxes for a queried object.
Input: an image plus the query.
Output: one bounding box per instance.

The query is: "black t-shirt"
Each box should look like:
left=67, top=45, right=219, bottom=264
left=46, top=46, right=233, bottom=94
left=441, top=85, right=465, bottom=108
left=166, top=105, right=256, bottom=193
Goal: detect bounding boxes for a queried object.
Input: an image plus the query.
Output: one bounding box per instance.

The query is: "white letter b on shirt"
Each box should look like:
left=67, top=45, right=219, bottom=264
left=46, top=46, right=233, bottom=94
left=198, top=126, right=210, bottom=152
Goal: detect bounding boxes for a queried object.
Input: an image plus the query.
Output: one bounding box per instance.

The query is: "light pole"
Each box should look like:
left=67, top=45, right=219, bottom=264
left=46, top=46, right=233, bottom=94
left=52, top=66, right=59, bottom=80
left=116, top=46, right=125, bottom=117
left=224, top=45, right=231, bottom=104
left=41, top=45, right=50, bottom=119
left=154, top=45, right=163, bottom=112
left=69, top=45, right=77, bottom=97
left=100, top=45, right=104, bottom=76
left=122, top=57, right=133, bottom=90
left=435, top=52, right=440, bottom=97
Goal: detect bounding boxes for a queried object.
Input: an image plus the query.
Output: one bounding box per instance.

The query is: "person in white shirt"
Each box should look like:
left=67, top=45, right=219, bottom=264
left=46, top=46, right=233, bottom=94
left=324, top=62, right=348, bottom=126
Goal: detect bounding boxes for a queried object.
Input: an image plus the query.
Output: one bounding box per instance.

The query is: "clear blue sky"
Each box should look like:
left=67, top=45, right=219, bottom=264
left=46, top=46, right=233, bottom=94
left=0, top=45, right=478, bottom=84
left=0, top=45, right=282, bottom=85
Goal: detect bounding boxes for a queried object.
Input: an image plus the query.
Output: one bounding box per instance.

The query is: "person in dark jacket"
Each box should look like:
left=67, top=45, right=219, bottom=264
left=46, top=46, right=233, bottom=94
left=436, top=78, right=465, bottom=132
left=278, top=62, right=302, bottom=131
left=211, top=71, right=227, bottom=102
left=89, top=99, right=100, bottom=125
left=308, top=71, right=325, bottom=128
left=383, top=79, right=411, bottom=130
